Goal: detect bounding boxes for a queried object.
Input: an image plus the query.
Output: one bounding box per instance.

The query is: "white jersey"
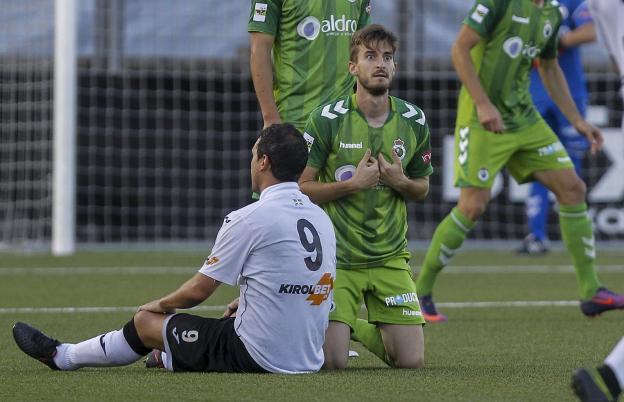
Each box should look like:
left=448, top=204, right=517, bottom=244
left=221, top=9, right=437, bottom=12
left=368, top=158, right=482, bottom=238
left=199, top=182, right=336, bottom=374
left=588, top=0, right=624, bottom=103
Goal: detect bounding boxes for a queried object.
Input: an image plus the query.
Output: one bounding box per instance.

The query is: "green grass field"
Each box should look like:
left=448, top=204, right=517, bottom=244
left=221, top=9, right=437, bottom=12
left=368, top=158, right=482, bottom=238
left=2, top=249, right=623, bottom=401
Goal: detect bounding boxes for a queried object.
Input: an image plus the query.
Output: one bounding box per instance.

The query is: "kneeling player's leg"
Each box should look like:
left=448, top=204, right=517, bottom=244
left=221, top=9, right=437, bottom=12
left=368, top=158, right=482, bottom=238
left=323, top=322, right=351, bottom=369
left=324, top=269, right=365, bottom=369
left=378, top=324, right=424, bottom=369
left=51, top=311, right=160, bottom=370
left=368, top=266, right=425, bottom=367
left=534, top=168, right=601, bottom=299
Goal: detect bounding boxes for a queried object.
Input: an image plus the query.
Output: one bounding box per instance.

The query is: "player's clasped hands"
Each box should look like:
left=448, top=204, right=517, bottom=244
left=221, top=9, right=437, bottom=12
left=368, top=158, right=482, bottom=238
left=352, top=149, right=380, bottom=190
left=378, top=149, right=406, bottom=188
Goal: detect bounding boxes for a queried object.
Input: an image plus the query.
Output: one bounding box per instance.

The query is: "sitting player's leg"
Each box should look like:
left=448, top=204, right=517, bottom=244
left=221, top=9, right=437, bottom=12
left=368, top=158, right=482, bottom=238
left=12, top=310, right=161, bottom=371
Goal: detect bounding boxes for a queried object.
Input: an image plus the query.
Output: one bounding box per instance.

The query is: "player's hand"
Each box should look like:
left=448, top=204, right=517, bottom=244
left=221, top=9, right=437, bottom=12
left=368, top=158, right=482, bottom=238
left=223, top=297, right=239, bottom=318
left=476, top=101, right=506, bottom=134
left=378, top=149, right=406, bottom=189
left=574, top=119, right=604, bottom=155
left=137, top=299, right=176, bottom=314
left=352, top=149, right=380, bottom=190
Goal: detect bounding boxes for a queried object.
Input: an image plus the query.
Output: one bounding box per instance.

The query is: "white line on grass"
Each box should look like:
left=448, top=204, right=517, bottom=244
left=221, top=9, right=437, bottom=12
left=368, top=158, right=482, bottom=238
left=1, top=265, right=624, bottom=275
left=0, top=300, right=581, bottom=314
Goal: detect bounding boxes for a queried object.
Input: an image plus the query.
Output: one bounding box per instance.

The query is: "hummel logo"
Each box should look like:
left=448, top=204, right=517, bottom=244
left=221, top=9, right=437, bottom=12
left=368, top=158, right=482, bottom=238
left=340, top=141, right=363, bottom=149
left=512, top=15, right=530, bottom=24
left=321, top=100, right=349, bottom=119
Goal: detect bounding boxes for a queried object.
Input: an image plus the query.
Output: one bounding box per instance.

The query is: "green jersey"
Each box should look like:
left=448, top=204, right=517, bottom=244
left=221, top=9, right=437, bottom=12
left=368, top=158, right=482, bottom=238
left=248, top=0, right=371, bottom=130
left=305, top=94, right=433, bottom=270
left=457, top=0, right=563, bottom=132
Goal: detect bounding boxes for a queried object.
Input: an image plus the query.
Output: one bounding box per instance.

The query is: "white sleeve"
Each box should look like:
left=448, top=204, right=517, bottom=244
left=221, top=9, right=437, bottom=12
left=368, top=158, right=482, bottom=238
left=198, top=212, right=257, bottom=286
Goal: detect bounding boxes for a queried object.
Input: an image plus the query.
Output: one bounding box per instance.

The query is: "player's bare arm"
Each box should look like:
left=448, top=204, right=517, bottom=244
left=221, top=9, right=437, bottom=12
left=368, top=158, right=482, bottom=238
left=378, top=149, right=429, bottom=201
left=138, top=273, right=220, bottom=314
left=538, top=58, right=603, bottom=154
left=559, top=22, right=596, bottom=48
left=451, top=25, right=505, bottom=133
left=299, top=149, right=380, bottom=204
left=250, top=32, right=281, bottom=129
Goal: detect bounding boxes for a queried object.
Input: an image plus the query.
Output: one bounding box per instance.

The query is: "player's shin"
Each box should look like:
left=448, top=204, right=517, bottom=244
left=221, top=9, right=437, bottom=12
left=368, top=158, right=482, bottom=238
left=416, top=207, right=475, bottom=296
left=54, top=319, right=150, bottom=370
left=352, top=319, right=392, bottom=366
left=559, top=203, right=601, bottom=299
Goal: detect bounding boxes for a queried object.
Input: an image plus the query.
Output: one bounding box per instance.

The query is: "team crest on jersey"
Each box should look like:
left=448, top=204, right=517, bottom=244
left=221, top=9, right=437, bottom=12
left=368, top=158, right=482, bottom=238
left=478, top=168, right=490, bottom=182
left=392, top=138, right=406, bottom=160
left=204, top=256, right=220, bottom=266
left=543, top=20, right=553, bottom=38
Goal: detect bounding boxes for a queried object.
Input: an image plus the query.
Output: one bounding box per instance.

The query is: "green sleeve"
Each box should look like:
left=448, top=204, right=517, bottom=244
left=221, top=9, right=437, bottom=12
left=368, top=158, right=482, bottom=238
left=463, top=0, right=505, bottom=38
left=248, top=0, right=281, bottom=36
left=540, top=16, right=562, bottom=60
left=304, top=110, right=332, bottom=170
left=358, top=0, right=372, bottom=29
left=406, top=122, right=433, bottom=179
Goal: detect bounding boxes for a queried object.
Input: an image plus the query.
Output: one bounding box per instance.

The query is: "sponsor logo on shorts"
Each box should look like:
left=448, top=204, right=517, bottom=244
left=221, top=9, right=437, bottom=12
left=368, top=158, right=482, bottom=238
left=181, top=330, right=199, bottom=343
left=172, top=326, right=180, bottom=344
left=402, top=309, right=422, bottom=317
left=385, top=292, right=418, bottom=306
left=279, top=272, right=334, bottom=306
left=537, top=141, right=564, bottom=156
left=478, top=168, right=490, bottom=182
left=253, top=3, right=267, bottom=22
left=558, top=156, right=571, bottom=163
left=392, top=138, right=406, bottom=160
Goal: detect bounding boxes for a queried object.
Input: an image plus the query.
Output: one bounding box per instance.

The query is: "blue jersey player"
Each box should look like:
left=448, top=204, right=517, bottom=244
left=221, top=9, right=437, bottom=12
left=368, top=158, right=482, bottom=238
left=519, top=0, right=597, bottom=254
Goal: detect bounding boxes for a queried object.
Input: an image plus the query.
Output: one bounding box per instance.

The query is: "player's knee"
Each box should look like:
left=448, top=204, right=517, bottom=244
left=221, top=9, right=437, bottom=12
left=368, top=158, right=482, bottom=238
left=392, top=353, right=424, bottom=369
left=460, top=202, right=486, bottom=221
left=557, top=177, right=587, bottom=204
left=322, top=353, right=348, bottom=370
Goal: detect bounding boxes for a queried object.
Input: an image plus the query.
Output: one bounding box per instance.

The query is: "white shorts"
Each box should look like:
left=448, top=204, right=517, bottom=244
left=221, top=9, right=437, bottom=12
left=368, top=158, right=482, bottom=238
left=588, top=0, right=624, bottom=101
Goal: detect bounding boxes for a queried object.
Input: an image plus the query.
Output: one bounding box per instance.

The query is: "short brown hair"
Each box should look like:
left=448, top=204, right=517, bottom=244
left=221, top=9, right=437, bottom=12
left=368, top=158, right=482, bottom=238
left=349, top=24, right=398, bottom=62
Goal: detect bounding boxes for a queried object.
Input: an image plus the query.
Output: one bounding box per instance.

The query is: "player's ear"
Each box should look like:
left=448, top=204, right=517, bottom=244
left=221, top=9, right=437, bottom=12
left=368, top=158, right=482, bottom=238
left=348, top=60, right=357, bottom=76
left=260, top=154, right=271, bottom=171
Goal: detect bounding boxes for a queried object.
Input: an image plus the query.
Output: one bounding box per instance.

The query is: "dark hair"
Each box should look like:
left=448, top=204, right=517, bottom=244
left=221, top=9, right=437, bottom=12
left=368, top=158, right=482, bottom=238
left=349, top=24, right=398, bottom=62
left=257, top=123, right=308, bottom=182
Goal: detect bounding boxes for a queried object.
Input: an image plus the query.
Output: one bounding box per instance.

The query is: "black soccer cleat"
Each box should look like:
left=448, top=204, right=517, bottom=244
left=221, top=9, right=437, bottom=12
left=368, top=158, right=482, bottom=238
left=571, top=368, right=617, bottom=402
left=12, top=322, right=61, bottom=370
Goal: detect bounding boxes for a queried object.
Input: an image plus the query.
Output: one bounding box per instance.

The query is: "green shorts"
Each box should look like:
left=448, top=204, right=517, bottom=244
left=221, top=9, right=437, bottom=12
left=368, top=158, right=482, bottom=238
left=454, top=119, right=575, bottom=188
left=330, top=260, right=425, bottom=328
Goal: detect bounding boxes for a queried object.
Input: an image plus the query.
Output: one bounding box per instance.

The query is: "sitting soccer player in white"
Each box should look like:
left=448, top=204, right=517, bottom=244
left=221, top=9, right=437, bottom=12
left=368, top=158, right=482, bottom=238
left=13, top=124, right=337, bottom=374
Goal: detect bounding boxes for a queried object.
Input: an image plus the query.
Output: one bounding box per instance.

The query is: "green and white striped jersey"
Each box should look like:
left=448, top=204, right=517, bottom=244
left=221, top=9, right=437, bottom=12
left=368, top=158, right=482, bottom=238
left=458, top=0, right=563, bottom=132
left=248, top=0, right=371, bottom=130
left=305, top=94, right=433, bottom=270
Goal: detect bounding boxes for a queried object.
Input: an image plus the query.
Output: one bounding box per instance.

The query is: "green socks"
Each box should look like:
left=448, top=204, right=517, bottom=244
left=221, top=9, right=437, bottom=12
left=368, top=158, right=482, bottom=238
left=416, top=207, right=475, bottom=296
left=559, top=203, right=600, bottom=299
left=351, top=319, right=393, bottom=366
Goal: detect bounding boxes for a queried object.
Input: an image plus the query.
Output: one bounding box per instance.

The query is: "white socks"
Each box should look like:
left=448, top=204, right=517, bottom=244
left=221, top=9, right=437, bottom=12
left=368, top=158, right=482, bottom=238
left=605, top=337, right=624, bottom=389
left=53, top=329, right=142, bottom=370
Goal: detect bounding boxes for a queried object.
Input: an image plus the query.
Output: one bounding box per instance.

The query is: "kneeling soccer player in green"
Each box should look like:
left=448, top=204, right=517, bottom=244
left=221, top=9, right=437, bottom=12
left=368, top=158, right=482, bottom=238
left=300, top=24, right=432, bottom=368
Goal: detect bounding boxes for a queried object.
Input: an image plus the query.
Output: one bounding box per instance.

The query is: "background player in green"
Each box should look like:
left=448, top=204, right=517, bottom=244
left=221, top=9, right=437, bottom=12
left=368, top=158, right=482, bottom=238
left=415, top=0, right=624, bottom=323
left=299, top=24, right=432, bottom=369
left=248, top=0, right=371, bottom=131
